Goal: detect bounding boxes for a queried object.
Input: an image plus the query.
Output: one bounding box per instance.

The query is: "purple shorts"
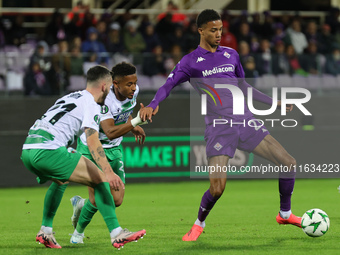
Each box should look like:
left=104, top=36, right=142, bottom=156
left=204, top=117, right=270, bottom=158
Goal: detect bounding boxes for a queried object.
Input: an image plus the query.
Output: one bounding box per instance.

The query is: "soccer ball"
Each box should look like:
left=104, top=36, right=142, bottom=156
left=301, top=208, right=330, bottom=237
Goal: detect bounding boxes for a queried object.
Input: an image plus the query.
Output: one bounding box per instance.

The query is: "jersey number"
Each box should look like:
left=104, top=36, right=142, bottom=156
left=47, top=101, right=77, bottom=125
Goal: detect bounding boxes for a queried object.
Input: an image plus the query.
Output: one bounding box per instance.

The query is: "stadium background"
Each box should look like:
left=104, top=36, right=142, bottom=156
left=0, top=0, right=340, bottom=187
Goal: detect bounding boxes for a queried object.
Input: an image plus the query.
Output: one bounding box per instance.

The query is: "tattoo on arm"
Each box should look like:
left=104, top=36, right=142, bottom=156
left=97, top=147, right=106, bottom=157
left=85, top=128, right=97, bottom=138
left=86, top=128, right=108, bottom=172
left=90, top=148, right=104, bottom=170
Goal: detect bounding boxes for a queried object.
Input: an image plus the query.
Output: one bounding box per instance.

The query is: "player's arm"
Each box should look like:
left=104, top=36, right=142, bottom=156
left=101, top=109, right=147, bottom=140
left=84, top=127, right=124, bottom=190
left=101, top=118, right=134, bottom=140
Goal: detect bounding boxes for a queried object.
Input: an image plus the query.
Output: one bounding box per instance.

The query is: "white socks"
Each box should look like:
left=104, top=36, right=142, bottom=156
left=41, top=226, right=53, bottom=235
left=110, top=227, right=123, bottom=239
left=280, top=210, right=292, bottom=219
left=195, top=219, right=206, bottom=228
left=73, top=229, right=84, bottom=236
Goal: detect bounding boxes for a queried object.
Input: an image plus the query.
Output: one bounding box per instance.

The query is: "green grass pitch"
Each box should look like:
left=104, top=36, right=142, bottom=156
left=0, top=179, right=339, bottom=255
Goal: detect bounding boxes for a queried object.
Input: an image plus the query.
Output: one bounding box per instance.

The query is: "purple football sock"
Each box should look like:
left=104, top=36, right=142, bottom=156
left=197, top=189, right=219, bottom=222
left=279, top=177, right=295, bottom=211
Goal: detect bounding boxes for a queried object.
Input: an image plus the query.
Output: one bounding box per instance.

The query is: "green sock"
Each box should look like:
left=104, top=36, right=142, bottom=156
left=42, top=182, right=68, bottom=227
left=94, top=182, right=120, bottom=232
left=76, top=199, right=98, bottom=233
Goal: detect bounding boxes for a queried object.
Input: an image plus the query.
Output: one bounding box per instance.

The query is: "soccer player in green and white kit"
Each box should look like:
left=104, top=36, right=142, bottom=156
left=21, top=65, right=146, bottom=250
left=70, top=62, right=155, bottom=244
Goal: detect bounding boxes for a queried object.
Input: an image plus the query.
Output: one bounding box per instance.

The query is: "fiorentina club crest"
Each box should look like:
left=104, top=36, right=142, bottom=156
left=223, top=51, right=230, bottom=58
left=214, top=142, right=223, bottom=151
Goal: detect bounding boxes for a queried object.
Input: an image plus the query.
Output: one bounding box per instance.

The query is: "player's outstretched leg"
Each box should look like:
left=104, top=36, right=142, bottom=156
left=183, top=156, right=228, bottom=241
left=69, top=156, right=146, bottom=249
left=182, top=189, right=217, bottom=241
left=36, top=228, right=62, bottom=249
left=276, top=174, right=301, bottom=228
left=252, top=135, right=302, bottom=228
left=36, top=182, right=67, bottom=248
left=111, top=228, right=146, bottom=249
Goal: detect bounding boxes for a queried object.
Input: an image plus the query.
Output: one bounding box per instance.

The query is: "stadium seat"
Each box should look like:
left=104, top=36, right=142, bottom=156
left=4, top=48, right=20, bottom=71
left=18, top=56, right=31, bottom=72
left=112, top=53, right=133, bottom=66
left=151, top=75, right=167, bottom=90
left=19, top=43, right=35, bottom=55
left=136, top=74, right=154, bottom=91
left=3, top=45, right=20, bottom=54
left=68, top=75, right=86, bottom=92
left=18, top=44, right=35, bottom=72
left=261, top=74, right=277, bottom=89
left=254, top=76, right=265, bottom=90
left=83, top=62, right=97, bottom=74
left=306, top=74, right=321, bottom=91
left=321, top=74, right=338, bottom=90
left=292, top=74, right=308, bottom=88
left=276, top=74, right=293, bottom=87
left=6, top=71, right=24, bottom=91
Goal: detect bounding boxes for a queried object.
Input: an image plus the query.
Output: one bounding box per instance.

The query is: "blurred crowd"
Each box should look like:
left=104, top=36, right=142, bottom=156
left=0, top=1, right=340, bottom=96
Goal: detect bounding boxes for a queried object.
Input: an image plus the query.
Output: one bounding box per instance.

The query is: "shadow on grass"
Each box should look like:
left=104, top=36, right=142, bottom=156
left=143, top=236, right=338, bottom=255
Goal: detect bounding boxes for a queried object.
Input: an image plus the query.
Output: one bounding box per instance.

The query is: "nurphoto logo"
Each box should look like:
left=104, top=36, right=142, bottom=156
left=193, top=78, right=312, bottom=129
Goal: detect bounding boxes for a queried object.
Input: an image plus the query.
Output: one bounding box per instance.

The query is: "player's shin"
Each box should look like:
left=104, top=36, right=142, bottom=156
left=197, top=189, right=219, bottom=225
left=278, top=167, right=296, bottom=216
left=76, top=199, right=98, bottom=233
left=42, top=182, right=68, bottom=228
left=93, top=182, right=120, bottom=232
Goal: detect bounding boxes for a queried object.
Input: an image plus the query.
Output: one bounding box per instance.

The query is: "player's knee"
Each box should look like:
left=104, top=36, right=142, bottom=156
left=285, top=156, right=296, bottom=169
left=210, top=184, right=225, bottom=198
left=114, top=199, right=123, bottom=207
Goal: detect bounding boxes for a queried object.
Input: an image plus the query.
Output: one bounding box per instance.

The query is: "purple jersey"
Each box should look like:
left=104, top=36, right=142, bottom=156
left=148, top=45, right=272, bottom=123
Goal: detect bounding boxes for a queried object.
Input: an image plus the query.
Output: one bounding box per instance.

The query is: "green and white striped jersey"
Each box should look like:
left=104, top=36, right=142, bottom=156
left=23, top=90, right=101, bottom=150
left=79, top=85, right=139, bottom=148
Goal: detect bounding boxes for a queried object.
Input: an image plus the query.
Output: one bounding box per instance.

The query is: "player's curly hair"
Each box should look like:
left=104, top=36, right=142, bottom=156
left=196, top=9, right=221, bottom=28
left=111, top=62, right=136, bottom=79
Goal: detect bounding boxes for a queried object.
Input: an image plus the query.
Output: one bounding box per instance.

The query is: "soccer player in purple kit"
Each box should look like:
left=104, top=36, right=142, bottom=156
left=140, top=9, right=302, bottom=241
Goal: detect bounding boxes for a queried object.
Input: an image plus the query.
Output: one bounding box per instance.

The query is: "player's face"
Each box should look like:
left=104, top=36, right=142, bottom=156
left=199, top=20, right=223, bottom=48
left=114, top=73, right=137, bottom=100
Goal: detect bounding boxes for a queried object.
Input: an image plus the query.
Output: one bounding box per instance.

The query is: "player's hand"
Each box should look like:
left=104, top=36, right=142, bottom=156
left=277, top=100, right=293, bottom=113
left=106, top=171, right=125, bottom=191
left=152, top=105, right=159, bottom=116
left=131, top=126, right=146, bottom=145
left=131, top=105, right=148, bottom=127
left=139, top=103, right=155, bottom=122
